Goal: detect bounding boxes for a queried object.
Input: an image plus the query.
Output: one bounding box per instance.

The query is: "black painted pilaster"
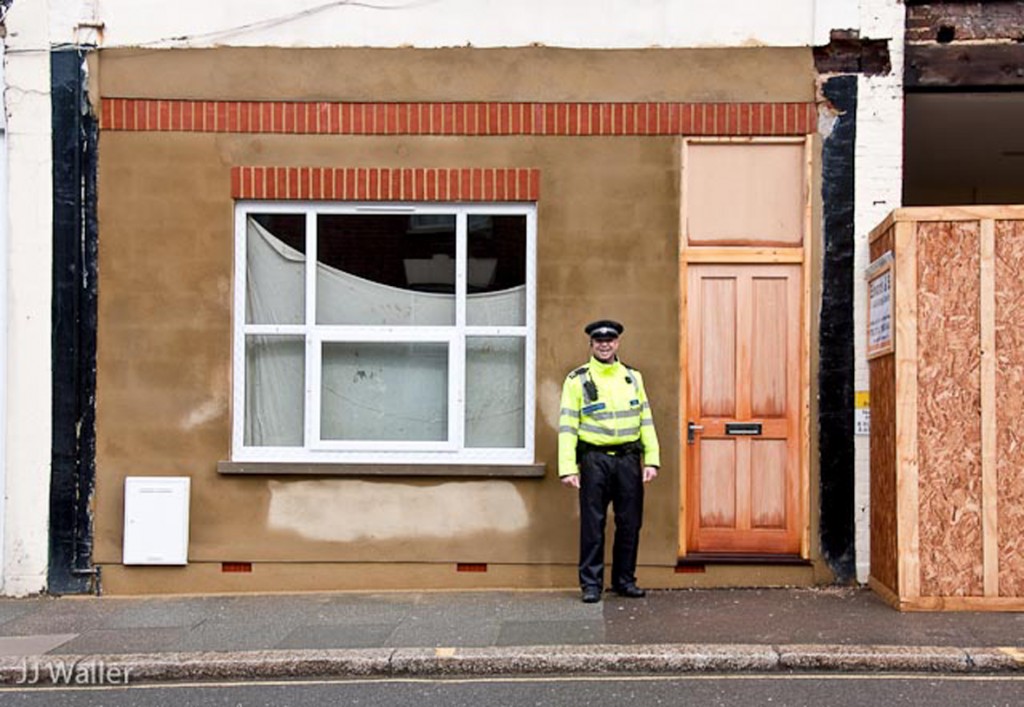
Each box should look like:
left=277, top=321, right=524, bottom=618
left=818, top=75, right=857, bottom=583
left=50, top=49, right=99, bottom=594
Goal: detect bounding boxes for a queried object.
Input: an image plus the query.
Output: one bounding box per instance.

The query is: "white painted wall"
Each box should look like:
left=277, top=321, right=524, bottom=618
left=0, top=34, right=7, bottom=594
left=2, top=1, right=54, bottom=596
left=852, top=0, right=904, bottom=583
left=59, top=0, right=859, bottom=49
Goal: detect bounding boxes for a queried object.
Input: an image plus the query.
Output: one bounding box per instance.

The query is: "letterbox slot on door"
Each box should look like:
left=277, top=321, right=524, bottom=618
left=725, top=422, right=762, bottom=436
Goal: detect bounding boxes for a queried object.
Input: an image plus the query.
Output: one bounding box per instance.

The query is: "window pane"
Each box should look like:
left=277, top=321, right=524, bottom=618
left=321, top=342, right=449, bottom=441
left=466, top=337, right=526, bottom=448
left=466, top=215, right=526, bottom=326
left=246, top=215, right=305, bottom=325
left=316, top=214, right=455, bottom=326
left=245, top=335, right=305, bottom=446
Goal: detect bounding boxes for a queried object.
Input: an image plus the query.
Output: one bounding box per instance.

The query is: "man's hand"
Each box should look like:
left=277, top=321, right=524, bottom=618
left=643, top=466, right=658, bottom=484
left=561, top=474, right=581, bottom=489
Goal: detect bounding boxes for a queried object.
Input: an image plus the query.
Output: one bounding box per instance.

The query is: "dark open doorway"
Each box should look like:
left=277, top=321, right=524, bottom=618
left=904, top=91, right=1024, bottom=206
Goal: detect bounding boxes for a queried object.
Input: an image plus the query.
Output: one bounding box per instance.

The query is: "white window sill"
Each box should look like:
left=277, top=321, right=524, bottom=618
left=217, top=461, right=546, bottom=478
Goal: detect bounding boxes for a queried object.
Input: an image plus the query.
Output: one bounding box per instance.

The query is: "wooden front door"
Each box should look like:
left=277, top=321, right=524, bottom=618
left=685, top=264, right=802, bottom=555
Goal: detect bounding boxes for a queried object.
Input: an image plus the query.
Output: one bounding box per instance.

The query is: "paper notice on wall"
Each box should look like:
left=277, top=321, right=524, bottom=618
left=868, top=270, right=892, bottom=347
left=866, top=252, right=894, bottom=359
left=855, top=391, right=870, bottom=436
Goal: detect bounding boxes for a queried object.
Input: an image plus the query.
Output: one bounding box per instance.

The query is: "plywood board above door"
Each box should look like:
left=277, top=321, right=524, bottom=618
left=684, top=141, right=806, bottom=247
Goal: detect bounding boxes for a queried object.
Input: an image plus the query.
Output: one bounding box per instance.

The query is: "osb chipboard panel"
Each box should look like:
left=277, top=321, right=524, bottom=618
left=869, top=225, right=897, bottom=591
left=995, top=219, right=1024, bottom=597
left=916, top=221, right=984, bottom=597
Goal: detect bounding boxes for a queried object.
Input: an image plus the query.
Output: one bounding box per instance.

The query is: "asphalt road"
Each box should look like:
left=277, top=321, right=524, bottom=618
left=0, top=674, right=1022, bottom=707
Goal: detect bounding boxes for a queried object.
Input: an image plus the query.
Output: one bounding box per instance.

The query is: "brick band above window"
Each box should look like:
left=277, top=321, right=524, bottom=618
left=231, top=167, right=540, bottom=201
left=103, top=99, right=817, bottom=137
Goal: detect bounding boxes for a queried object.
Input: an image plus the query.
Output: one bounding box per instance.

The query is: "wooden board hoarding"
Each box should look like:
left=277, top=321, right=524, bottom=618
left=868, top=206, right=1024, bottom=611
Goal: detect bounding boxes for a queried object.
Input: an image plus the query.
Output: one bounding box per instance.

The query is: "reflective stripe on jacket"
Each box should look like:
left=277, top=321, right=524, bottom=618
left=557, top=357, right=660, bottom=477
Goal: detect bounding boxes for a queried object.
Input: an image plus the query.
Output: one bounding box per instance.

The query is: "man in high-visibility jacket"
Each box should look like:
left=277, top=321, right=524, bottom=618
left=559, top=319, right=660, bottom=603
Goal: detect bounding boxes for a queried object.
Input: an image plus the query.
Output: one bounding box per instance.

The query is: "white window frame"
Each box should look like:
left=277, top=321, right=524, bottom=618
left=231, top=201, right=537, bottom=464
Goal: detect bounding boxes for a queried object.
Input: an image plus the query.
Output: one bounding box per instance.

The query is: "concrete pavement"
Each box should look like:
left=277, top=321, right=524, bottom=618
left=0, top=587, right=1021, bottom=683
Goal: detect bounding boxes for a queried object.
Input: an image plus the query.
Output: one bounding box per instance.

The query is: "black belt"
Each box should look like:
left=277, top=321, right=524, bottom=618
left=577, top=440, right=642, bottom=461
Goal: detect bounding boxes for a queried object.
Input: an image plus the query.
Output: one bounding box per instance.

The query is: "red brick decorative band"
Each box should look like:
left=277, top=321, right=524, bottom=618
left=102, top=99, right=816, bottom=136
left=231, top=166, right=540, bottom=201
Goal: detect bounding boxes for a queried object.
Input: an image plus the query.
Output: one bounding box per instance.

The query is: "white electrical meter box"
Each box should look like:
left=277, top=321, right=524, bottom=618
left=123, top=477, right=190, bottom=565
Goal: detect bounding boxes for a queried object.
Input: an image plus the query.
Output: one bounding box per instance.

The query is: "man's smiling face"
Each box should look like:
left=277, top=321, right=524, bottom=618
left=590, top=337, right=620, bottom=363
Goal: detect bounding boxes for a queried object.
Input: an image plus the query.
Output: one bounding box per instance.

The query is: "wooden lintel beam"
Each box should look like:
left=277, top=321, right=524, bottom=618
left=906, top=43, right=1024, bottom=89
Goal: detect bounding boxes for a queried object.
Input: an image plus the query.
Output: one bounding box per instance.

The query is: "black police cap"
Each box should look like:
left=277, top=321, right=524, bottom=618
left=584, top=320, right=624, bottom=339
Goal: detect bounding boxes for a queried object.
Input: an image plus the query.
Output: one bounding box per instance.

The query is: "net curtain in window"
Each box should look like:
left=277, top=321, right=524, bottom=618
left=245, top=218, right=525, bottom=447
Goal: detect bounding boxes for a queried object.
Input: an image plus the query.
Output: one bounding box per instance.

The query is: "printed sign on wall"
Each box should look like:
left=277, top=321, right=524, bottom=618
left=854, top=391, right=870, bottom=436
left=866, top=252, right=894, bottom=359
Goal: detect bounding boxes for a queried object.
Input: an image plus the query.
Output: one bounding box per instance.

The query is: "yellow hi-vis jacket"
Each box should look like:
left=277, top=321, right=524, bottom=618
left=558, top=357, right=660, bottom=477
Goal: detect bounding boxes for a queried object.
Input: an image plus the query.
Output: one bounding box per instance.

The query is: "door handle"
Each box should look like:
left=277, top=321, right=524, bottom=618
left=687, top=421, right=704, bottom=445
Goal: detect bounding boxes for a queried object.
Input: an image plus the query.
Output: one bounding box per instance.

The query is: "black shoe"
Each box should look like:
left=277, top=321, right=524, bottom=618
left=612, top=584, right=646, bottom=598
left=581, top=587, right=602, bottom=603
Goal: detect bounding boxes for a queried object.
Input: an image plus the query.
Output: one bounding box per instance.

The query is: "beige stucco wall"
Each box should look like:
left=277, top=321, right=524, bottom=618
left=92, top=47, right=826, bottom=593
left=92, top=47, right=815, bottom=102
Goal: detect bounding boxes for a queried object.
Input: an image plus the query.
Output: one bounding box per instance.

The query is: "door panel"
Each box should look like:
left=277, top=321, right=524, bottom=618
left=699, top=440, right=736, bottom=528
left=700, top=278, right=737, bottom=416
left=686, top=264, right=801, bottom=555
left=751, top=278, right=788, bottom=417
left=750, top=440, right=787, bottom=529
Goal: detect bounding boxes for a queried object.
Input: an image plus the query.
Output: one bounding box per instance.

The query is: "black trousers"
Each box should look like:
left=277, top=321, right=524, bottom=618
left=577, top=449, right=644, bottom=591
